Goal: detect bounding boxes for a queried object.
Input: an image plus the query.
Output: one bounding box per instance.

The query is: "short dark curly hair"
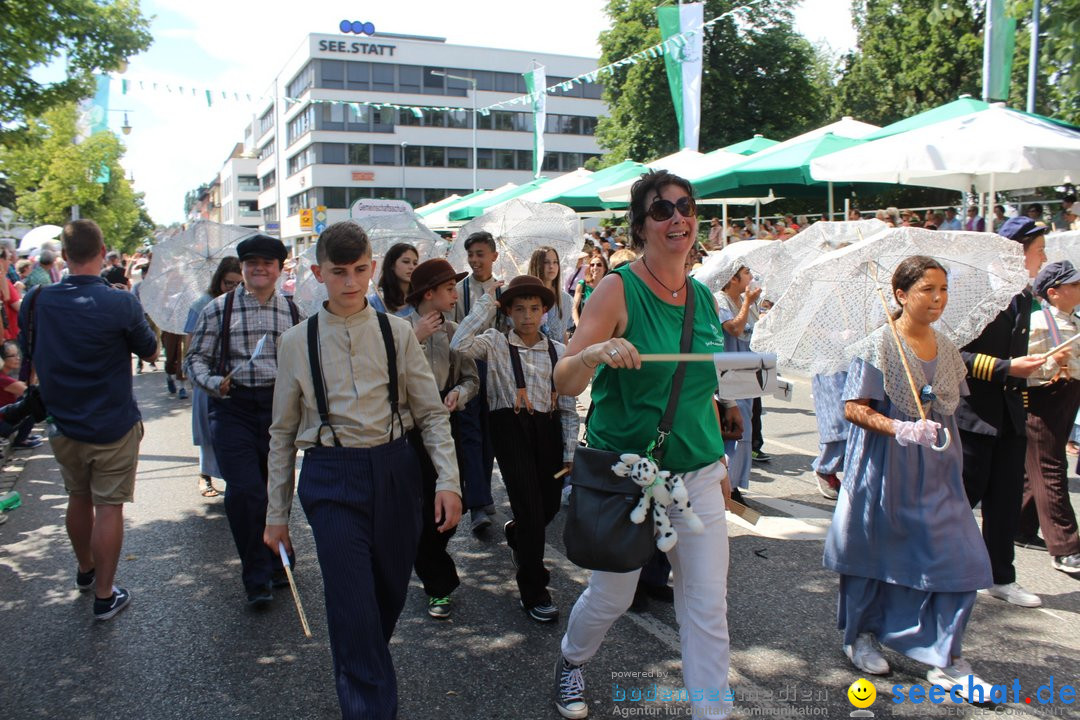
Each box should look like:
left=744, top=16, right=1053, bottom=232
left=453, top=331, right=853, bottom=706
left=627, top=170, right=695, bottom=252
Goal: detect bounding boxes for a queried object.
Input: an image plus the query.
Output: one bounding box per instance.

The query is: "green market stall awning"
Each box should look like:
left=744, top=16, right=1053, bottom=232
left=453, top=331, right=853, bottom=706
left=448, top=178, right=551, bottom=221
left=544, top=160, right=648, bottom=211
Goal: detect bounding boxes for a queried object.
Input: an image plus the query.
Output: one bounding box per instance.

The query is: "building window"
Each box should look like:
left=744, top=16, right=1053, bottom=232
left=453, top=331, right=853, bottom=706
left=286, top=146, right=315, bottom=175
left=262, top=204, right=278, bottom=222
left=286, top=105, right=314, bottom=145
left=320, top=143, right=347, bottom=164
left=446, top=147, right=470, bottom=168
left=260, top=171, right=276, bottom=191
left=348, top=144, right=371, bottom=164
left=286, top=63, right=314, bottom=98
left=399, top=65, right=421, bottom=93
left=423, top=146, right=445, bottom=167
left=321, top=60, right=345, bottom=89
left=258, top=106, right=275, bottom=135
left=403, top=145, right=421, bottom=166
left=372, top=144, right=397, bottom=165
left=346, top=61, right=370, bottom=90
left=258, top=139, right=275, bottom=161
left=372, top=64, right=395, bottom=92
left=237, top=175, right=259, bottom=193
left=287, top=190, right=316, bottom=216
left=477, top=148, right=493, bottom=169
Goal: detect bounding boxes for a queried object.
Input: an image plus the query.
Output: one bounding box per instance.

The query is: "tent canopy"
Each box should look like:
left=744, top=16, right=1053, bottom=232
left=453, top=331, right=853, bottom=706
left=721, top=135, right=779, bottom=155
left=448, top=178, right=551, bottom=221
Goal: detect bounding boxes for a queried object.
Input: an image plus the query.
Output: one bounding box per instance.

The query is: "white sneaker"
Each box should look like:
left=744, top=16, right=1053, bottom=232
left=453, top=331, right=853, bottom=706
left=927, top=659, right=994, bottom=703
left=981, top=582, right=1042, bottom=608
left=843, top=633, right=890, bottom=675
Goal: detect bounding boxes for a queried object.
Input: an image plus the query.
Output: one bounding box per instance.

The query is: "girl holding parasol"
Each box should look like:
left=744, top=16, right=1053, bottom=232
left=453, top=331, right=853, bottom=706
left=824, top=256, right=994, bottom=698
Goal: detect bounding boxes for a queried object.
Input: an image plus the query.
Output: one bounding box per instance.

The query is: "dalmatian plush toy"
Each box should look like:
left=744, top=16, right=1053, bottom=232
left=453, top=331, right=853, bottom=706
left=612, top=452, right=704, bottom=552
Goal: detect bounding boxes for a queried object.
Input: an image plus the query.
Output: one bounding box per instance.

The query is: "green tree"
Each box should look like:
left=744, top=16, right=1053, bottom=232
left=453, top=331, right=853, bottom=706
left=1009, top=0, right=1079, bottom=123
left=0, top=0, right=152, bottom=127
left=833, top=0, right=985, bottom=126
left=0, top=103, right=152, bottom=252
left=591, top=0, right=831, bottom=166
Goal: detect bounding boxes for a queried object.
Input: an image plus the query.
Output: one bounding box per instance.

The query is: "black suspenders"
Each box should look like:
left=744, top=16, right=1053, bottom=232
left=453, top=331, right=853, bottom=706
left=217, top=290, right=299, bottom=378
left=506, top=336, right=560, bottom=414
left=306, top=311, right=401, bottom=447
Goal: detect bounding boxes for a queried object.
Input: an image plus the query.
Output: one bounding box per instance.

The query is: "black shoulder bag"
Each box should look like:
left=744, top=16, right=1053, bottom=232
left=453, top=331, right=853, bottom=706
left=563, top=284, right=696, bottom=573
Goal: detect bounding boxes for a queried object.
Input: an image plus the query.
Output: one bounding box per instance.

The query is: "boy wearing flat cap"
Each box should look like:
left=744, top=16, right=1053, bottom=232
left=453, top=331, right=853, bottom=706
left=405, top=258, right=480, bottom=619
left=1019, top=260, right=1080, bottom=576
left=264, top=222, right=460, bottom=719
left=451, top=275, right=579, bottom=623
left=185, top=233, right=303, bottom=607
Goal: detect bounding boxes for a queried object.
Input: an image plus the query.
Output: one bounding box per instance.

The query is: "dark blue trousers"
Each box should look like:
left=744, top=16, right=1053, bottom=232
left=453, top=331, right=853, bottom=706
left=298, top=438, right=422, bottom=720
left=456, top=360, right=495, bottom=511
left=209, top=385, right=281, bottom=593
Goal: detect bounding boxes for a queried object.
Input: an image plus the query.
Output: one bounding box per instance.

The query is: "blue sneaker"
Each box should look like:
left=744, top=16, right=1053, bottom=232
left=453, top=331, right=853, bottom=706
left=166, top=376, right=177, bottom=394
left=178, top=387, right=188, bottom=400
left=13, top=436, right=43, bottom=450
left=94, top=587, right=132, bottom=621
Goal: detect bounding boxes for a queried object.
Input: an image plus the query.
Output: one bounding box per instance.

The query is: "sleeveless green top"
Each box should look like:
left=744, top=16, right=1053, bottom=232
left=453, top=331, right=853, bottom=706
left=586, top=264, right=726, bottom=473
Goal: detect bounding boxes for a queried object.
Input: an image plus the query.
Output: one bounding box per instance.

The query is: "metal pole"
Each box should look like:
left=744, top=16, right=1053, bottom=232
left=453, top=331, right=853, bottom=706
left=401, top=142, right=408, bottom=202
left=1027, top=0, right=1041, bottom=112
left=722, top=202, right=728, bottom=248
left=844, top=197, right=850, bottom=221
left=827, top=182, right=835, bottom=221
left=471, top=80, right=478, bottom=193
left=982, top=0, right=993, bottom=101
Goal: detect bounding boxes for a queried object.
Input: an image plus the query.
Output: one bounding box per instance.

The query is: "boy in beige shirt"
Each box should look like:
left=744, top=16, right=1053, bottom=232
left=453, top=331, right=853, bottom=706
left=263, top=222, right=461, bottom=719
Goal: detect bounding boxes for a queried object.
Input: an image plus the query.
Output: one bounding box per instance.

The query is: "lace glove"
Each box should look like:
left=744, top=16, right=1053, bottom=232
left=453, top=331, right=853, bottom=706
left=891, top=418, right=942, bottom=448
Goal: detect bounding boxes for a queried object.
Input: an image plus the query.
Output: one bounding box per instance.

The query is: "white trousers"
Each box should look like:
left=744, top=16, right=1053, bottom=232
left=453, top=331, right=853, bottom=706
left=561, top=459, right=732, bottom=718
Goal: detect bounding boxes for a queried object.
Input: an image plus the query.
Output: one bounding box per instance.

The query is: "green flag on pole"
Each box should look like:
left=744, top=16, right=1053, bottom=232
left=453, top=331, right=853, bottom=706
left=657, top=2, right=704, bottom=150
left=523, top=65, right=546, bottom=178
left=982, top=0, right=1016, bottom=101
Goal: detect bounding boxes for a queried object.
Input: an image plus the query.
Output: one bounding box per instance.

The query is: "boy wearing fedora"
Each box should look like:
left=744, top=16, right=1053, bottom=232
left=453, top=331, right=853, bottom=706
left=451, top=275, right=579, bottom=623
left=406, top=258, right=480, bottom=618
left=185, top=233, right=303, bottom=607
left=453, top=231, right=508, bottom=535
left=264, top=222, right=461, bottom=718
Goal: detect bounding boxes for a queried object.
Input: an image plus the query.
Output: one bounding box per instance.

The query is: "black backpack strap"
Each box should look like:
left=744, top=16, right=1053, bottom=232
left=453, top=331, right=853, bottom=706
left=462, top=279, right=470, bottom=316
left=287, top=296, right=300, bottom=326
left=217, top=289, right=236, bottom=377
left=652, top=281, right=696, bottom=464
left=506, top=335, right=533, bottom=413
left=306, top=315, right=341, bottom=448
left=376, top=311, right=403, bottom=439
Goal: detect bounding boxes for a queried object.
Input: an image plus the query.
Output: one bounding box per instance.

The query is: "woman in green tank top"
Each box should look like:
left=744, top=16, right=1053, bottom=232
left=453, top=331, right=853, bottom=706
left=551, top=170, right=738, bottom=720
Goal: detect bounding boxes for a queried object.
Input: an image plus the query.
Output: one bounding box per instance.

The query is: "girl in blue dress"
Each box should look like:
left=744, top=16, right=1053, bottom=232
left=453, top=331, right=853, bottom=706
left=824, top=256, right=994, bottom=700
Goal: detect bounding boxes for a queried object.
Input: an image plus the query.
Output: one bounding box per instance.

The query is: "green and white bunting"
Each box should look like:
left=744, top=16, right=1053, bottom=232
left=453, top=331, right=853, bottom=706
left=657, top=2, right=704, bottom=151
left=524, top=65, right=546, bottom=178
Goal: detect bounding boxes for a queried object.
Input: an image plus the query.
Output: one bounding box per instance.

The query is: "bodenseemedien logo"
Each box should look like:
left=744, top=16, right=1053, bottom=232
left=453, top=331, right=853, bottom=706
left=848, top=678, right=876, bottom=717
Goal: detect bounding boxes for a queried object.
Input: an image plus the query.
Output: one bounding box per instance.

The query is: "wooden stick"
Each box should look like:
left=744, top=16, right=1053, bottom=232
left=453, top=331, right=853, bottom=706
left=278, top=542, right=312, bottom=638
left=1038, top=331, right=1080, bottom=360
left=725, top=498, right=761, bottom=524
left=874, top=285, right=928, bottom=422
left=639, top=353, right=718, bottom=362
left=553, top=468, right=569, bottom=479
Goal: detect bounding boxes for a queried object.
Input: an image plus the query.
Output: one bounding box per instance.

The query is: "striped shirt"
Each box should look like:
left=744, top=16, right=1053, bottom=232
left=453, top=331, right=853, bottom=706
left=185, top=285, right=304, bottom=394
left=450, top=292, right=579, bottom=461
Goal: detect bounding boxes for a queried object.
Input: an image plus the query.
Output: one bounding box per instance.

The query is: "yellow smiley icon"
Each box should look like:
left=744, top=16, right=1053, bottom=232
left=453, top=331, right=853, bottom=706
left=848, top=678, right=877, bottom=708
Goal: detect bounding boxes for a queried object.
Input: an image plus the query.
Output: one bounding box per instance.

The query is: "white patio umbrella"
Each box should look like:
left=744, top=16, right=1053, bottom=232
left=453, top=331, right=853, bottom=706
left=18, top=224, right=62, bottom=254
left=810, top=104, right=1080, bottom=198
left=598, top=148, right=744, bottom=204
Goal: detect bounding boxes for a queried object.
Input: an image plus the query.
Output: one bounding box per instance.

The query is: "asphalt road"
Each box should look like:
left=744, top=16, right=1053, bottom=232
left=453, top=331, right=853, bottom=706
left=1, top=368, right=1077, bottom=719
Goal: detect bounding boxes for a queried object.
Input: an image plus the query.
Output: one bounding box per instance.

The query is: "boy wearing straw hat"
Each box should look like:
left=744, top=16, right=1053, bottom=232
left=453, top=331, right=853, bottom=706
left=405, top=258, right=480, bottom=618
left=263, top=222, right=461, bottom=719
left=451, top=275, right=579, bottom=623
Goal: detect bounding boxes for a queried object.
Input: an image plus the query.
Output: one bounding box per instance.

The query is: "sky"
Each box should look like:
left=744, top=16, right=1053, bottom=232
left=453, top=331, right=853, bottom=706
left=96, top=0, right=856, bottom=225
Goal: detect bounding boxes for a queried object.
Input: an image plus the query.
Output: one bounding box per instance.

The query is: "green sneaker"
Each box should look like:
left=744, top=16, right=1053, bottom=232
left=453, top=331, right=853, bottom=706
left=427, top=595, right=452, bottom=619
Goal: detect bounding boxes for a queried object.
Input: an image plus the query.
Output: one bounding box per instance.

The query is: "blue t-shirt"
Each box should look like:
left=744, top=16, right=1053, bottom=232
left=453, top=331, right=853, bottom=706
left=20, top=275, right=158, bottom=443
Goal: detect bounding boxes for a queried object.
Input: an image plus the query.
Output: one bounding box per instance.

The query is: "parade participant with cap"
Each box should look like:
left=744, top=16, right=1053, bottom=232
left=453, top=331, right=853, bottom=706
left=957, top=216, right=1048, bottom=608
left=185, top=233, right=303, bottom=607
left=452, top=231, right=508, bottom=535
left=450, top=274, right=579, bottom=624
left=264, top=222, right=460, bottom=719
left=1018, top=260, right=1080, bottom=575
left=405, top=257, right=478, bottom=618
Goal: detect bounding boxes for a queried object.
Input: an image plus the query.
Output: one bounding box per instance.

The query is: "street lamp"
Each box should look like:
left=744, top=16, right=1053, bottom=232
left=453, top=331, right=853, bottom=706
left=431, top=70, right=478, bottom=193
left=121, top=112, right=132, bottom=135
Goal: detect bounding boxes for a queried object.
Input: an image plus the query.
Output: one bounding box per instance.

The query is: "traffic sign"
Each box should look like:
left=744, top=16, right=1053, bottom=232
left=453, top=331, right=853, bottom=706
left=299, top=209, right=313, bottom=229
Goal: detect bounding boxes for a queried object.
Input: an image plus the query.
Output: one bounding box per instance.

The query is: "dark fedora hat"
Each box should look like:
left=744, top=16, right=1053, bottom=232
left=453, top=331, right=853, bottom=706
left=237, top=234, right=288, bottom=263
left=498, top=275, right=555, bottom=313
left=406, top=258, right=468, bottom=305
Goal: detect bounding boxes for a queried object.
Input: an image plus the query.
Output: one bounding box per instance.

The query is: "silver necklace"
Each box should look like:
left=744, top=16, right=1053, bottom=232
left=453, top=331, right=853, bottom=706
left=641, top=257, right=687, bottom=298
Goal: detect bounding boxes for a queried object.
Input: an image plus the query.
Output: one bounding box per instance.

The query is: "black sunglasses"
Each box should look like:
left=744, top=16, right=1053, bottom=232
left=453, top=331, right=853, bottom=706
left=647, top=196, right=697, bottom=222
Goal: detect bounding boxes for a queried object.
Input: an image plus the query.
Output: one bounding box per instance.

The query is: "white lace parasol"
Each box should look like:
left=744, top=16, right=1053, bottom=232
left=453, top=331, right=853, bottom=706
left=1044, top=230, right=1080, bottom=268
left=447, top=200, right=581, bottom=281
left=138, top=221, right=257, bottom=333
left=691, top=240, right=777, bottom=292
left=750, top=227, right=1029, bottom=374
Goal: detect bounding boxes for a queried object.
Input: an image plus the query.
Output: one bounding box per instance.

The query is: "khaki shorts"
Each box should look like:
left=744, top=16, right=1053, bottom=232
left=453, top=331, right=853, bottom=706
left=52, top=422, right=144, bottom=505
